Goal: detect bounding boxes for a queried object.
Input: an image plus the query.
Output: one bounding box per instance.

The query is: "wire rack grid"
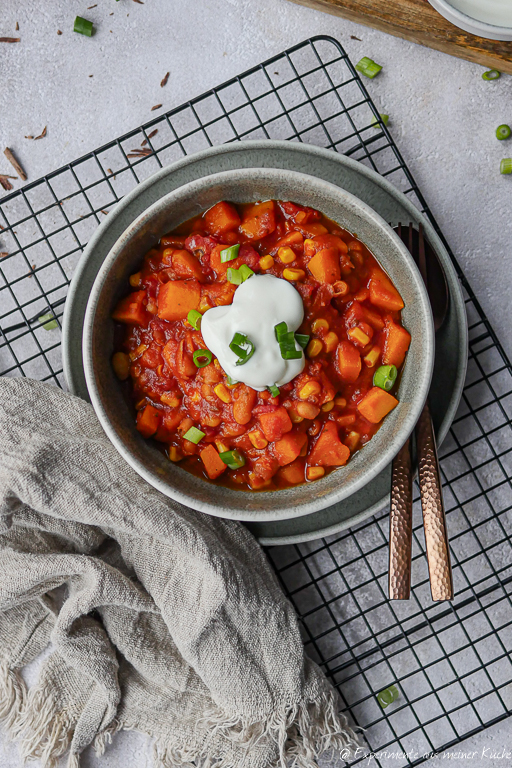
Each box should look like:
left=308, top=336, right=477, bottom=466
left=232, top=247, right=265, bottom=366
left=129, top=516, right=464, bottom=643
left=1, top=36, right=511, bottom=768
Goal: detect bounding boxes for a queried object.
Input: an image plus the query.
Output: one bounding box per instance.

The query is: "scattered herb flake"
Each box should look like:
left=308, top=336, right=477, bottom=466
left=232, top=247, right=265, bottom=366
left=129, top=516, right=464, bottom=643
left=101, top=209, right=108, bottom=215
left=4, top=148, right=27, bottom=181
left=133, top=0, right=144, bottom=3
left=74, top=16, right=94, bottom=36
left=141, top=139, right=147, bottom=146
left=0, top=252, right=7, bottom=258
left=351, top=35, right=362, bottom=40
left=87, top=3, right=97, bottom=7
left=151, top=104, right=162, bottom=111
left=0, top=176, right=14, bottom=191
left=15, top=22, right=19, bottom=31
left=57, top=30, right=62, bottom=35
left=148, top=128, right=158, bottom=139
left=160, top=71, right=170, bottom=87
left=0, top=37, right=20, bottom=43
left=38, top=313, right=58, bottom=331
left=24, top=135, right=34, bottom=139
left=89, top=74, right=93, bottom=77
left=34, top=126, right=47, bottom=140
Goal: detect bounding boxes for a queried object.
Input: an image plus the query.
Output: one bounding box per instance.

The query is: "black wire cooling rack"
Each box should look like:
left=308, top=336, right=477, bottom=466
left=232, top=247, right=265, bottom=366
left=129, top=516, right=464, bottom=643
left=1, top=35, right=511, bottom=767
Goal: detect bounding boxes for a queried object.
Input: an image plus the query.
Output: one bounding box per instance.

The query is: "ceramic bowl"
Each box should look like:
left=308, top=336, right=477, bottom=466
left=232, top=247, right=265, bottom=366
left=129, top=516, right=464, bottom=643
left=83, top=167, right=434, bottom=522
left=428, top=0, right=512, bottom=40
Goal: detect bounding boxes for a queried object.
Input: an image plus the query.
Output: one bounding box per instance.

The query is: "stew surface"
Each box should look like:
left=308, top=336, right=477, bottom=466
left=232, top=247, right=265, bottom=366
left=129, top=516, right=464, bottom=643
left=112, top=199, right=411, bottom=491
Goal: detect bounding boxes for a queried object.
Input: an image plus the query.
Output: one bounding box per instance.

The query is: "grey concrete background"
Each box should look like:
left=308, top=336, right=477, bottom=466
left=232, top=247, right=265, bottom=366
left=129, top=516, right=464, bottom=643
left=1, top=0, right=512, bottom=766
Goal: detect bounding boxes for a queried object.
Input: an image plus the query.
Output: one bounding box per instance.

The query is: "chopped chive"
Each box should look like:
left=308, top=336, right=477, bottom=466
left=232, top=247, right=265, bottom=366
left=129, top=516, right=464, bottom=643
left=38, top=312, right=58, bottom=331
left=281, top=348, right=302, bottom=360
left=193, top=349, right=212, bottom=368
left=295, top=333, right=310, bottom=349
left=500, top=158, right=512, bottom=174
left=373, top=364, right=398, bottom=391
left=183, top=426, right=205, bottom=444
left=268, top=384, right=280, bottom=397
left=377, top=685, right=399, bottom=709
left=355, top=57, right=382, bottom=79
left=187, top=309, right=202, bottom=330
left=274, top=321, right=288, bottom=341
left=74, top=16, right=94, bottom=36
left=219, top=449, right=246, bottom=469
left=482, top=69, right=500, bottom=81
left=371, top=113, right=389, bottom=128
left=220, top=243, right=240, bottom=263
left=229, top=332, right=255, bottom=366
left=496, top=124, right=512, bottom=141
left=239, top=264, right=254, bottom=281
left=227, top=267, right=243, bottom=285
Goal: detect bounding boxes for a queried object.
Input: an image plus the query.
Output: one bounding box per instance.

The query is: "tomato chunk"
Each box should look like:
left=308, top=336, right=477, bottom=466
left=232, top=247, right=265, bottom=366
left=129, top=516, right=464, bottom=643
left=273, top=430, right=308, bottom=466
left=136, top=404, right=161, bottom=438
left=357, top=387, right=399, bottom=424
left=112, top=291, right=148, bottom=325
left=336, top=341, right=362, bottom=383
left=308, top=422, right=350, bottom=467
left=203, top=201, right=241, bottom=236
left=171, top=250, right=205, bottom=281
left=259, top=406, right=293, bottom=442
left=200, top=444, right=227, bottom=479
left=307, top=247, right=341, bottom=284
left=382, top=318, right=411, bottom=368
left=157, top=279, right=200, bottom=321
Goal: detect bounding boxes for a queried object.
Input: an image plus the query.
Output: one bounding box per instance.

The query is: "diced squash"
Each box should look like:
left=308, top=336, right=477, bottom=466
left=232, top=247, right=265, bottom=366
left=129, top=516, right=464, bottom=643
left=308, top=421, right=350, bottom=467
left=278, top=458, right=306, bottom=484
left=357, top=387, right=399, bottom=424
left=154, top=410, right=183, bottom=442
left=112, top=290, right=148, bottom=325
left=336, top=341, right=362, bottom=383
left=200, top=444, right=227, bottom=480
left=239, top=200, right=276, bottom=240
left=157, top=279, right=200, bottom=321
left=382, top=318, right=411, bottom=368
left=307, top=247, right=341, bottom=284
left=209, top=244, right=242, bottom=277
left=203, top=201, right=241, bottom=235
left=311, top=233, right=349, bottom=255
left=273, top=430, right=308, bottom=466
left=136, top=404, right=161, bottom=438
left=368, top=267, right=404, bottom=311
left=233, top=385, right=257, bottom=425
left=259, top=406, right=293, bottom=442
left=274, top=231, right=303, bottom=250
left=171, top=250, right=205, bottom=281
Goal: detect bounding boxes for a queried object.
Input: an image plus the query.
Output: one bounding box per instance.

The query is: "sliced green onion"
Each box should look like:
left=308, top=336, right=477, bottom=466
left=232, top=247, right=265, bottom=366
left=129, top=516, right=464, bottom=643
left=74, top=16, right=94, bottom=36
left=239, top=264, right=254, bottom=281
left=219, top=449, right=246, bottom=469
left=500, top=158, right=512, bottom=175
left=38, top=312, right=58, bottom=331
left=193, top=349, right=212, bottom=368
left=274, top=321, right=288, bottom=341
left=377, top=685, right=399, bottom=709
left=183, top=426, right=205, bottom=444
left=373, top=364, right=398, bottom=391
left=482, top=69, right=500, bottom=81
left=229, top=332, right=255, bottom=366
left=187, top=309, right=202, bottom=330
left=220, top=244, right=240, bottom=263
left=268, top=384, right=280, bottom=397
left=226, top=375, right=238, bottom=386
left=281, top=348, right=302, bottom=360
left=496, top=124, right=511, bottom=141
left=355, top=57, right=382, bottom=79
left=371, top=113, right=389, bottom=128
left=227, top=267, right=243, bottom=285
left=295, top=333, right=310, bottom=349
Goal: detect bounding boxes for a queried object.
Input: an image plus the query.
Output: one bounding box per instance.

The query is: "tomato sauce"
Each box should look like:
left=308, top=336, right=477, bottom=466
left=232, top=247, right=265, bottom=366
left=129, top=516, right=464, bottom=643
left=112, top=199, right=411, bottom=491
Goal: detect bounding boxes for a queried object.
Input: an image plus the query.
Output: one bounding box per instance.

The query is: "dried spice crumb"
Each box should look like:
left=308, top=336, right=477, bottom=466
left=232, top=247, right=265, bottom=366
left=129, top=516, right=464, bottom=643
left=89, top=74, right=93, bottom=77
left=24, top=135, right=34, bottom=140
left=351, top=35, right=362, bottom=40
left=87, top=3, right=97, bottom=7
left=133, top=0, right=144, bottom=4
left=160, top=72, right=170, bottom=88
left=151, top=104, right=162, bottom=111
left=141, top=139, right=147, bottom=146
left=101, top=209, right=108, bottom=215
left=127, top=148, right=153, bottom=158
left=148, top=129, right=158, bottom=139
left=15, top=22, right=19, bottom=31
left=0, top=37, right=20, bottom=43
left=0, top=252, right=8, bottom=259
left=0, top=175, right=16, bottom=191
left=4, top=148, right=27, bottom=181
left=57, top=29, right=62, bottom=35
left=34, top=126, right=47, bottom=140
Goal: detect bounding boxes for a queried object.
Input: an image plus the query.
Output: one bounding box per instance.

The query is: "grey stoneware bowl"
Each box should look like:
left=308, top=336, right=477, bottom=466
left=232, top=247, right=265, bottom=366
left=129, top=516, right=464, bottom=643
left=83, top=167, right=435, bottom=522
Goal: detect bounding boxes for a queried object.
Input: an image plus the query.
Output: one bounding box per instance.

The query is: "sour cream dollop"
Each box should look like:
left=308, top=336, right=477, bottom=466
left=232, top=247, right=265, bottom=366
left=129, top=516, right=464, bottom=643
left=201, top=274, right=305, bottom=391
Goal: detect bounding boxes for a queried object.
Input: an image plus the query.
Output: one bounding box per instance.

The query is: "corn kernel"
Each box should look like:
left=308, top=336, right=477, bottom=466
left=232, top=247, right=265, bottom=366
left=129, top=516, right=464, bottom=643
left=112, top=352, right=130, bottom=380
left=334, top=396, right=347, bottom=408
left=348, top=326, right=371, bottom=347
left=259, top=254, right=274, bottom=270
left=321, top=400, right=334, bottom=413
left=277, top=246, right=296, bottom=264
left=283, top=268, right=305, bottom=282
left=288, top=407, right=305, bottom=424
left=303, top=238, right=315, bottom=257
left=306, top=339, right=323, bottom=358
left=215, top=439, right=230, bottom=454
left=198, top=296, right=213, bottom=314
left=129, top=344, right=148, bottom=362
left=307, top=466, right=325, bottom=481
left=311, top=318, right=329, bottom=334
left=299, top=380, right=322, bottom=400
left=214, top=383, right=232, bottom=403
left=345, top=431, right=360, bottom=452
left=323, top=332, right=339, bottom=353
left=363, top=345, right=381, bottom=368
left=129, top=272, right=142, bottom=288
left=160, top=392, right=181, bottom=407
left=248, top=429, right=268, bottom=449
left=190, top=391, right=201, bottom=403
left=169, top=447, right=183, bottom=462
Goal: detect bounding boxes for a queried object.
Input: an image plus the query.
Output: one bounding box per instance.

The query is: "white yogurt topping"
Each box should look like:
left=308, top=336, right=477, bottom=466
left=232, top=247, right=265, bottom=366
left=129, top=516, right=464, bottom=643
left=201, top=274, right=305, bottom=391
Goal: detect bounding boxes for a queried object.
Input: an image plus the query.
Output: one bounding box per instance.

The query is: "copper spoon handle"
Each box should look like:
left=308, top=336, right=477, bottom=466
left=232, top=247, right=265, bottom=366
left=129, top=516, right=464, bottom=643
left=389, top=438, right=413, bottom=600
left=416, top=400, right=454, bottom=601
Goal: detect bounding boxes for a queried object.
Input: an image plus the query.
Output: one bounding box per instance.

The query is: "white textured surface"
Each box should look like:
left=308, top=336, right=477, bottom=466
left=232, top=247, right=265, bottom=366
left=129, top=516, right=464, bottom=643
left=1, top=0, right=512, bottom=765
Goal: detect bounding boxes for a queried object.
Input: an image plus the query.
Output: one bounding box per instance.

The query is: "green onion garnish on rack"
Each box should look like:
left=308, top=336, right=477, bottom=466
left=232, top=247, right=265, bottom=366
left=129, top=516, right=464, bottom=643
left=38, top=312, right=58, bottom=331
left=355, top=57, right=382, bottom=79
left=371, top=114, right=389, bottom=129
left=496, top=125, right=511, bottom=141
left=377, top=685, right=399, bottom=709
left=74, top=16, right=94, bottom=36
left=500, top=159, right=512, bottom=175
left=482, top=69, right=500, bottom=81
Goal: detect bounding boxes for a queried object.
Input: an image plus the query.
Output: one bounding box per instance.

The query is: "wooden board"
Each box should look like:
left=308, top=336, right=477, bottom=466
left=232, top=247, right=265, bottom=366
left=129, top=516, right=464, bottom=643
left=287, top=0, right=512, bottom=74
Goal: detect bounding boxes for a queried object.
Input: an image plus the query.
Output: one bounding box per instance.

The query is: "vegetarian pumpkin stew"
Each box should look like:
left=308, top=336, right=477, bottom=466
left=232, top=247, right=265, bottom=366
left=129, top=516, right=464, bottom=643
left=111, top=199, right=411, bottom=491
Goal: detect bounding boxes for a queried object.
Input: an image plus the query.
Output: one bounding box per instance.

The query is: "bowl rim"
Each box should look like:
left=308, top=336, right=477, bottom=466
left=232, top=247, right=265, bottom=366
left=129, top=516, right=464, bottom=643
left=83, top=167, right=435, bottom=521
left=428, top=0, right=512, bottom=38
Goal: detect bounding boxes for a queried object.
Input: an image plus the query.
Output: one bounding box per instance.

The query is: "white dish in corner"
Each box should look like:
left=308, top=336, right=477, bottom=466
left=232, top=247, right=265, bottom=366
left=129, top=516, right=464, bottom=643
left=428, top=0, right=512, bottom=41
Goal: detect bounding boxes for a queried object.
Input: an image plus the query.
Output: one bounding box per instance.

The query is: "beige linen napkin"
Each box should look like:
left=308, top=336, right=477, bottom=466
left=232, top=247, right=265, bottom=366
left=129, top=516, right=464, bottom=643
left=0, top=376, right=358, bottom=767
